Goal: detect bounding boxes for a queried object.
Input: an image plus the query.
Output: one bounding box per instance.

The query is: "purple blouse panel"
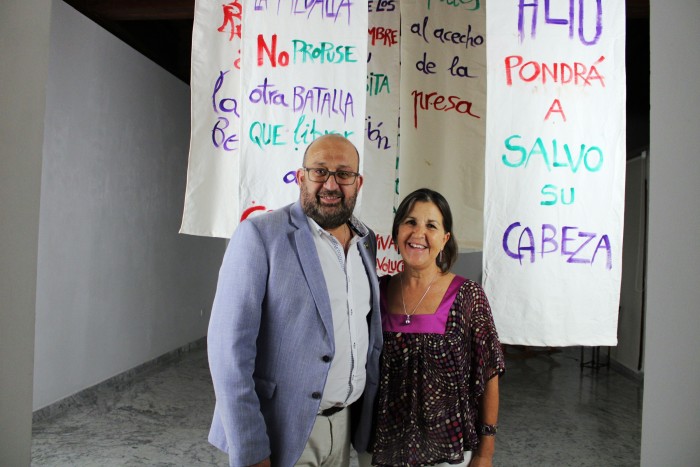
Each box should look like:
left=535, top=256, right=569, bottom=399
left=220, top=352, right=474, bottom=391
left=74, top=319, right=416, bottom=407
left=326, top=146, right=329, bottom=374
left=379, top=274, right=467, bottom=334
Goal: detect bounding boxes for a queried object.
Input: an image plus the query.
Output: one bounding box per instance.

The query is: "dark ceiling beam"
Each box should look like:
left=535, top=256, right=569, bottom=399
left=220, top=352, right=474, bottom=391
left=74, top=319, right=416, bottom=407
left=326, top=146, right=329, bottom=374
left=66, top=0, right=195, bottom=21
left=627, top=0, right=650, bottom=19
left=68, top=0, right=650, bottom=21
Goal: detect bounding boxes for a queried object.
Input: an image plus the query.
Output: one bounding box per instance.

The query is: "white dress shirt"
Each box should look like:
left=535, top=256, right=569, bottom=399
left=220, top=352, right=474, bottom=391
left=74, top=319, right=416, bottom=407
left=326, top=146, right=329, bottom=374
left=307, top=216, right=371, bottom=411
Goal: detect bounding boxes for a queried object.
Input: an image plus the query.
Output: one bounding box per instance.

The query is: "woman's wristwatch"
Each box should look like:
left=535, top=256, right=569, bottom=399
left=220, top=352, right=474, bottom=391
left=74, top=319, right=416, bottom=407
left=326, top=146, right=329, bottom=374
left=477, top=423, right=498, bottom=436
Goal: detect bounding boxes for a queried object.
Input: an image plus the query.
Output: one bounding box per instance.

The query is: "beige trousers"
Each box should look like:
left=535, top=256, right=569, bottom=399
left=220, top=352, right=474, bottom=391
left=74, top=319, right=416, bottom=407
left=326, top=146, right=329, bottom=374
left=357, top=450, right=473, bottom=467
left=296, top=408, right=351, bottom=467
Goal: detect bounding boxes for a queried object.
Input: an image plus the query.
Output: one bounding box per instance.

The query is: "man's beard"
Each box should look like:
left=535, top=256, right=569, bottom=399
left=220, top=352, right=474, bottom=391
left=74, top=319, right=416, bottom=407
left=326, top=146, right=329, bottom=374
left=300, top=185, right=358, bottom=229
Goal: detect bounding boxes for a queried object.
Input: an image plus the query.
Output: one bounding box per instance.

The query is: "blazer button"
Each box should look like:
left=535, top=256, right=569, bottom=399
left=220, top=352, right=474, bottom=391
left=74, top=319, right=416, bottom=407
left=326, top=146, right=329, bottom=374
left=311, top=392, right=321, bottom=399
left=322, top=355, right=331, bottom=362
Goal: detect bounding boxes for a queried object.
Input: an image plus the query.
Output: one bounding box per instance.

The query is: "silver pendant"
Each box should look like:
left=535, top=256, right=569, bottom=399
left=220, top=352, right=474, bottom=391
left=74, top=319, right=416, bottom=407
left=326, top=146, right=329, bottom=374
left=403, top=315, right=411, bottom=325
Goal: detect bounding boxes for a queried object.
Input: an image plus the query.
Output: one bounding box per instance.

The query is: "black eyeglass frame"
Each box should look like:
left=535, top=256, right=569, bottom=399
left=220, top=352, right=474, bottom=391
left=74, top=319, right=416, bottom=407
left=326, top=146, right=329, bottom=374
left=302, top=167, right=361, bottom=185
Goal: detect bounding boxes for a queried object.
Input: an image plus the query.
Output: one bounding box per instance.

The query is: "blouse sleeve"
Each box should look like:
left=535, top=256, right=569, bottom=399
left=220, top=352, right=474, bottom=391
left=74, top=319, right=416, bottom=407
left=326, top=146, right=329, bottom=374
left=462, top=280, right=505, bottom=397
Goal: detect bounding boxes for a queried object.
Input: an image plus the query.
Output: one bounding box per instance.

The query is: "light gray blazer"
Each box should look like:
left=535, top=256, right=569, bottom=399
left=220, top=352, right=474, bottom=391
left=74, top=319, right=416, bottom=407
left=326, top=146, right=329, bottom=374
left=207, top=201, right=382, bottom=467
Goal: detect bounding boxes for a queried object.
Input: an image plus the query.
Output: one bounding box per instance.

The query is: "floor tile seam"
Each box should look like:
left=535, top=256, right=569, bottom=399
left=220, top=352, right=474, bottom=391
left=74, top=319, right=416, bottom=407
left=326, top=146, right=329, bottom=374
left=32, top=338, right=207, bottom=423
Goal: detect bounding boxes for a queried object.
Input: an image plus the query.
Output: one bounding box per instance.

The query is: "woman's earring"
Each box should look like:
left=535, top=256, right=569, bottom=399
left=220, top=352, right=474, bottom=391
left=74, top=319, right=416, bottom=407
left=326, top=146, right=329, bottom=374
left=438, top=250, right=444, bottom=263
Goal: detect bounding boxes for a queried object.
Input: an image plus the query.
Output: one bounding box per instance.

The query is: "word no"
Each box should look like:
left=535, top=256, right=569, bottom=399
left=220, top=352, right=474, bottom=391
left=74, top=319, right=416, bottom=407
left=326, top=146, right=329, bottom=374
left=518, top=0, right=603, bottom=45
left=411, top=89, right=480, bottom=128
left=503, top=222, right=612, bottom=269
left=505, top=55, right=605, bottom=87
left=502, top=135, right=603, bottom=173
left=257, top=35, right=357, bottom=67
left=411, top=16, right=484, bottom=49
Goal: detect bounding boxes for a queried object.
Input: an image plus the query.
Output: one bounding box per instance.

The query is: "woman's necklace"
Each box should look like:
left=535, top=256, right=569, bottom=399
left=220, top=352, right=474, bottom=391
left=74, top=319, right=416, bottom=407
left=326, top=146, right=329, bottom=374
left=399, top=272, right=438, bottom=325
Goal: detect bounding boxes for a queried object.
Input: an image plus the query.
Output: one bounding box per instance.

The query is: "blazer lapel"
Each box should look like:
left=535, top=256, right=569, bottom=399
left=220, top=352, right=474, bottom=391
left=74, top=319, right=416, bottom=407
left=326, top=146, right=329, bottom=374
left=291, top=201, right=335, bottom=345
left=357, top=233, right=382, bottom=346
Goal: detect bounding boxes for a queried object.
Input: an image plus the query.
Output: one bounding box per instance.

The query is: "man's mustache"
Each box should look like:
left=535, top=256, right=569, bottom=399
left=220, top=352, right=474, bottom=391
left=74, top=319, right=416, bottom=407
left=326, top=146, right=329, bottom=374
left=317, top=190, right=344, bottom=200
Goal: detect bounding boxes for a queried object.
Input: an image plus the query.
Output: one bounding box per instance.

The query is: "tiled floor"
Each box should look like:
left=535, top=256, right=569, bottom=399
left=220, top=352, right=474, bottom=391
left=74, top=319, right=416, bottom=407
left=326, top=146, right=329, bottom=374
left=32, top=346, right=642, bottom=466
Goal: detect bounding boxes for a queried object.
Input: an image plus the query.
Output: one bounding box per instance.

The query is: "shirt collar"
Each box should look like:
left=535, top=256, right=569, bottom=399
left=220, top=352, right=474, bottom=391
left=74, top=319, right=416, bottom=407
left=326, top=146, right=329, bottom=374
left=306, top=214, right=369, bottom=244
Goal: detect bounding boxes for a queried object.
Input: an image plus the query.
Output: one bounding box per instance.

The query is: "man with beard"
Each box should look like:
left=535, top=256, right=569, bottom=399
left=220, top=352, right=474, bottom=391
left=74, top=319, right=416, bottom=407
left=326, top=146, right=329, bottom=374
left=207, top=134, right=382, bottom=467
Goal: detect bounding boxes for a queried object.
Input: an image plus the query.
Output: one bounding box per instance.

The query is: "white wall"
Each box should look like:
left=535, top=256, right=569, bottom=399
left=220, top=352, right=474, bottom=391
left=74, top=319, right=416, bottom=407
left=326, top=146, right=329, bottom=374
left=0, top=1, right=52, bottom=462
left=641, top=1, right=700, bottom=465
left=32, top=1, right=226, bottom=410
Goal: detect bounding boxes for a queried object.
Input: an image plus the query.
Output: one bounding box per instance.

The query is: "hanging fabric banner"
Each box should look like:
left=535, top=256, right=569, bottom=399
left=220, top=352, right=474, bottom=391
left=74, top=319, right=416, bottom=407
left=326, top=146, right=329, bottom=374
left=237, top=1, right=367, bottom=219
left=399, top=0, right=487, bottom=251
left=181, top=0, right=243, bottom=237
left=483, top=1, right=626, bottom=345
left=364, top=1, right=402, bottom=275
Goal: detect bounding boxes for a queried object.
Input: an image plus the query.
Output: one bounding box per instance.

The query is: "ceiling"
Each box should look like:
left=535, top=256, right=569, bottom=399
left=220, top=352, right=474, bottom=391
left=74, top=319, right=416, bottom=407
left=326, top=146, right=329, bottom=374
left=64, top=0, right=649, bottom=125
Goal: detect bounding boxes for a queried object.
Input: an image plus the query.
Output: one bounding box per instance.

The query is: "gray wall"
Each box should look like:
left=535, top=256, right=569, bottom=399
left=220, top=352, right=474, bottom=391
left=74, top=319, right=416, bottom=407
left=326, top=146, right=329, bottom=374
left=0, top=0, right=52, bottom=463
left=612, top=154, right=648, bottom=374
left=2, top=0, right=699, bottom=463
left=641, top=1, right=700, bottom=465
left=32, top=1, right=226, bottom=410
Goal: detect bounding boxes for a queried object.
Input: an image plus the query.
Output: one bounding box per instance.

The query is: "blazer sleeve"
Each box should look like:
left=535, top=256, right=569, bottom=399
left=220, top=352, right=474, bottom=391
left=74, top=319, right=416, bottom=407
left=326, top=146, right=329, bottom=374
left=208, top=220, right=271, bottom=465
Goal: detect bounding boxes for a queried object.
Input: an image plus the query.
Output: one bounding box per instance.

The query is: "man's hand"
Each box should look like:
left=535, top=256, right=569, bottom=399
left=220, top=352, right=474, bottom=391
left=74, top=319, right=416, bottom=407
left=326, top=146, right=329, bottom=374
left=248, top=459, right=271, bottom=467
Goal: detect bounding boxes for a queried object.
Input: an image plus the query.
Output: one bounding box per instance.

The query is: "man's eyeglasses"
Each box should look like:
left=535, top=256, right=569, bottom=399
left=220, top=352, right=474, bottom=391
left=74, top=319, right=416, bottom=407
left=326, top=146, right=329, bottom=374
left=303, top=167, right=360, bottom=185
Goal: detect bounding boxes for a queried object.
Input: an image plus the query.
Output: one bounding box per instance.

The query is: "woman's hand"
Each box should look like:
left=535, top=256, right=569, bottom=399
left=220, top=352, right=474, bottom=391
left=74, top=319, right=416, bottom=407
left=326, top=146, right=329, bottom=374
left=468, top=452, right=493, bottom=467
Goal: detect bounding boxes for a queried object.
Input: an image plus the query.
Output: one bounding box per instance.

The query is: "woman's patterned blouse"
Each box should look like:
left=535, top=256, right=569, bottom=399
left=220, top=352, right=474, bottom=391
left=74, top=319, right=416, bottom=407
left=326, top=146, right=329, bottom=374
left=371, top=274, right=505, bottom=466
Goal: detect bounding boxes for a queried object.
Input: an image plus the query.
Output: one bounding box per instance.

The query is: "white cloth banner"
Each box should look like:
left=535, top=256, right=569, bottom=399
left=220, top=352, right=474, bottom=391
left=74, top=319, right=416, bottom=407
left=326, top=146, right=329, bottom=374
left=238, top=2, right=367, bottom=219
left=483, top=1, right=626, bottom=345
left=180, top=0, right=243, bottom=237
left=365, top=1, right=402, bottom=275
left=399, top=0, right=487, bottom=251
left=183, top=1, right=487, bottom=255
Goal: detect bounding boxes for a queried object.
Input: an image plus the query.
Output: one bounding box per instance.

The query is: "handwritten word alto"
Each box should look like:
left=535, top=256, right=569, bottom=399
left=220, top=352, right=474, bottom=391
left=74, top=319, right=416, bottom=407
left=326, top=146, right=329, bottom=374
left=211, top=70, right=240, bottom=152
left=503, top=222, right=612, bottom=270
left=518, top=0, right=603, bottom=45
